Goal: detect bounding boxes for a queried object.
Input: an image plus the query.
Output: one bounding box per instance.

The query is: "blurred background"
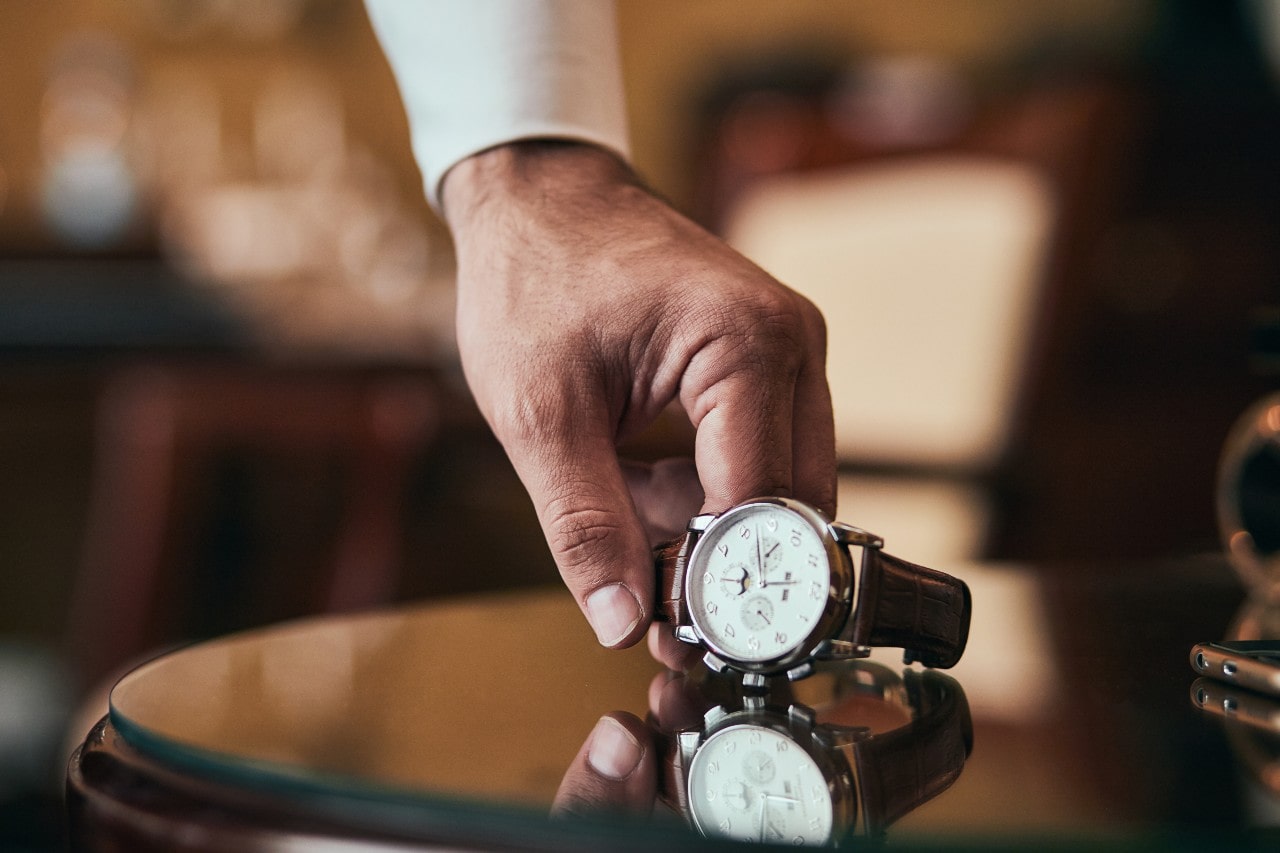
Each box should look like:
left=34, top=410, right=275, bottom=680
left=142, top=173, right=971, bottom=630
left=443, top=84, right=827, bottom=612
left=1, top=0, right=1278, bottom=849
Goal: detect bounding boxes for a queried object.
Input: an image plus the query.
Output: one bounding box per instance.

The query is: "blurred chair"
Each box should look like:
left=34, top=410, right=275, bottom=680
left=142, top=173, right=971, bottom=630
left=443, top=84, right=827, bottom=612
left=65, top=363, right=439, bottom=688
left=699, top=65, right=1137, bottom=564
left=724, top=156, right=1053, bottom=563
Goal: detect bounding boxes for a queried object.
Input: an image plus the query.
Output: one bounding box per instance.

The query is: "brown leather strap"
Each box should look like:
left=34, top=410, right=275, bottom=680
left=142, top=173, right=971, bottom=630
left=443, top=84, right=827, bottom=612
left=853, top=671, right=972, bottom=833
left=653, top=534, right=692, bottom=623
left=846, top=548, right=971, bottom=669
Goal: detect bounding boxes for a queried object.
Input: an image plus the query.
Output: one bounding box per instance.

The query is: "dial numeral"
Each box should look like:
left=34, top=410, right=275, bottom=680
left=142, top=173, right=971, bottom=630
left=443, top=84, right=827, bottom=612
left=765, top=516, right=778, bottom=531
left=790, top=529, right=803, bottom=547
left=738, top=526, right=751, bottom=539
left=706, top=761, right=720, bottom=775
left=717, top=543, right=729, bottom=557
left=724, top=623, right=736, bottom=638
left=776, top=739, right=789, bottom=752
left=705, top=601, right=718, bottom=615
left=747, top=636, right=760, bottom=652
left=702, top=571, right=713, bottom=585
left=809, top=581, right=824, bottom=600
left=775, top=631, right=787, bottom=645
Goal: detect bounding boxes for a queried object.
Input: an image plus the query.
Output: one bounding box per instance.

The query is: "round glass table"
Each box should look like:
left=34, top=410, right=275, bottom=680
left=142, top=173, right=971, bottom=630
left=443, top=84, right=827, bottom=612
left=67, top=561, right=1280, bottom=850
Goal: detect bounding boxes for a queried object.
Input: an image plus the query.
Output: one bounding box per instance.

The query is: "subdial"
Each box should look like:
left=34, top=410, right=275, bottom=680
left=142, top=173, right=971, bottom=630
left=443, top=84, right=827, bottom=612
left=743, top=751, right=776, bottom=785
left=718, top=563, right=750, bottom=597
left=741, top=594, right=774, bottom=631
left=721, top=780, right=750, bottom=811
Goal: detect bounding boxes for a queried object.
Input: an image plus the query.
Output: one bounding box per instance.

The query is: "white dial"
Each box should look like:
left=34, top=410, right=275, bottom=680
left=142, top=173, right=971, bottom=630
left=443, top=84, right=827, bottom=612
left=687, top=723, right=834, bottom=846
left=686, top=503, right=832, bottom=664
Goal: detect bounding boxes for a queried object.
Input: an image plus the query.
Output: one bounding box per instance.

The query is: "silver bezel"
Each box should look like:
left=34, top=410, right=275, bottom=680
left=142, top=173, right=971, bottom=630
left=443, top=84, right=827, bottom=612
left=683, top=496, right=855, bottom=674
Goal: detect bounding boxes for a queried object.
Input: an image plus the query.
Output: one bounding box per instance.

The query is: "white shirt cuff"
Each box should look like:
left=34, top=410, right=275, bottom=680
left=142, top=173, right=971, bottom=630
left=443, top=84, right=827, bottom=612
left=364, top=0, right=631, bottom=211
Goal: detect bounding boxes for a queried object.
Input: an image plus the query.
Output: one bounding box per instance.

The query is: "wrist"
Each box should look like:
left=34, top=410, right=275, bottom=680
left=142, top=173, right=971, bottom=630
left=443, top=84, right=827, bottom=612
left=441, top=140, right=641, bottom=236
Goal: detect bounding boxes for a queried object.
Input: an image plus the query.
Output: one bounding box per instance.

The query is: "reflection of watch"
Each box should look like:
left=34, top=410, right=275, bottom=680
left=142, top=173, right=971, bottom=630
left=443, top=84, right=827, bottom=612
left=654, top=497, right=971, bottom=683
left=663, top=665, right=972, bottom=845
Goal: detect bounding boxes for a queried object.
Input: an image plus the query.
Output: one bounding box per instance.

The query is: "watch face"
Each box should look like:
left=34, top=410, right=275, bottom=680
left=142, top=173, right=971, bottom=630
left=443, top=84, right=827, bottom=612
left=687, top=723, right=835, bottom=845
left=686, top=501, right=835, bottom=665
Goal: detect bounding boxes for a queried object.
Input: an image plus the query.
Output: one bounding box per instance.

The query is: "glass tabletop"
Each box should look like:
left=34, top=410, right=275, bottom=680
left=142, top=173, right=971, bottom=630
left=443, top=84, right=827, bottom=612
left=105, top=559, right=1280, bottom=848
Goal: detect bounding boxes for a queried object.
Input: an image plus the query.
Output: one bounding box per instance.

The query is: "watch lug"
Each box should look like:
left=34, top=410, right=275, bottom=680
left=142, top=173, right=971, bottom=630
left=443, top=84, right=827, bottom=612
left=702, top=651, right=729, bottom=673
left=677, top=730, right=702, bottom=764
left=688, top=513, right=716, bottom=533
left=787, top=703, right=816, bottom=728
left=831, top=521, right=883, bottom=549
left=813, top=639, right=870, bottom=660
left=785, top=661, right=814, bottom=682
left=703, top=705, right=728, bottom=728
left=741, top=672, right=768, bottom=691
left=674, top=625, right=700, bottom=645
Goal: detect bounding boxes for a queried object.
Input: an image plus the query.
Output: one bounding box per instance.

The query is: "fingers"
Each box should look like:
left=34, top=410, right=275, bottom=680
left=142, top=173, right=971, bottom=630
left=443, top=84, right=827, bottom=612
left=686, top=366, right=795, bottom=513
left=789, top=306, right=837, bottom=517
left=680, top=291, right=835, bottom=519
left=621, top=458, right=704, bottom=545
left=647, top=622, right=703, bottom=672
left=495, top=383, right=654, bottom=649
left=552, top=712, right=657, bottom=818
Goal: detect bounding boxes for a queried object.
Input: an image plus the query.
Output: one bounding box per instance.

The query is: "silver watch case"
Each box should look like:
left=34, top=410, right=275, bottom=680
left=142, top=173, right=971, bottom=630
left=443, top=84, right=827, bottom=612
left=675, top=699, right=861, bottom=843
left=677, top=496, right=880, bottom=678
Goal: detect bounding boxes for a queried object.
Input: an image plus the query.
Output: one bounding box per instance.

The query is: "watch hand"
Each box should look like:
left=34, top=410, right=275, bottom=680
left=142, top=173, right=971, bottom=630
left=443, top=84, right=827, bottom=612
left=754, top=523, right=767, bottom=588
left=763, top=794, right=800, bottom=805
left=757, top=793, right=767, bottom=842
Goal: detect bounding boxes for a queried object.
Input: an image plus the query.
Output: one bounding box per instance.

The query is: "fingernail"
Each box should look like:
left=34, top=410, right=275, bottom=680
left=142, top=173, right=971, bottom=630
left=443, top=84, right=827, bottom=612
left=588, top=716, right=642, bottom=780
left=586, top=584, right=641, bottom=647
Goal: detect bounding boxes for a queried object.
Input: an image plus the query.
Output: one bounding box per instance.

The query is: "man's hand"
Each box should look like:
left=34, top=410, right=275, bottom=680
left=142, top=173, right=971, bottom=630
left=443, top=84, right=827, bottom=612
left=442, top=141, right=835, bottom=652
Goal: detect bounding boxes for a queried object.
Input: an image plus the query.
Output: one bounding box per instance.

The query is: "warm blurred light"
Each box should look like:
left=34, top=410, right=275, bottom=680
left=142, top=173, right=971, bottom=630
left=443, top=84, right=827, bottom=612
left=254, top=68, right=345, bottom=181
left=40, top=144, right=139, bottom=248
left=38, top=33, right=140, bottom=249
left=728, top=157, right=1053, bottom=468
left=134, top=70, right=223, bottom=190
left=1266, top=404, right=1280, bottom=435
left=137, top=0, right=310, bottom=43
left=829, top=55, right=971, bottom=148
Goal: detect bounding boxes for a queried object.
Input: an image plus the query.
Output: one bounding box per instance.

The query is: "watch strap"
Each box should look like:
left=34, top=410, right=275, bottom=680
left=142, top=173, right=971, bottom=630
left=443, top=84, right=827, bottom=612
left=852, top=671, right=972, bottom=834
left=654, top=534, right=692, bottom=623
left=845, top=548, right=971, bottom=669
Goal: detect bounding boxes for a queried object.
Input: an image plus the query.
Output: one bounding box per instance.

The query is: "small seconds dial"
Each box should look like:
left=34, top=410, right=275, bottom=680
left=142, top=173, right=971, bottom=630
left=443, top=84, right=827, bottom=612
left=686, top=503, right=831, bottom=664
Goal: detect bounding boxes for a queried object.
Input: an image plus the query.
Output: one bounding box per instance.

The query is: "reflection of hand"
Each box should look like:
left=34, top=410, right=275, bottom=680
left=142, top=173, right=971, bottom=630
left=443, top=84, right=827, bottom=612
left=552, top=712, right=657, bottom=818
left=443, top=141, right=835, bottom=656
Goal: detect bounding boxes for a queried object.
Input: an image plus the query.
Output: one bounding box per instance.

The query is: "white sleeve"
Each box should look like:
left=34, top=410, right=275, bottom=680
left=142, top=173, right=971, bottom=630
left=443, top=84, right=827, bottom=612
left=364, top=0, right=631, bottom=210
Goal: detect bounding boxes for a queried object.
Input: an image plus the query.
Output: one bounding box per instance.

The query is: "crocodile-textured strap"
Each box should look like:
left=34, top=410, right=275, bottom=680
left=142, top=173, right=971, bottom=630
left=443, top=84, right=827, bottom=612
left=853, top=671, right=972, bottom=833
left=653, top=534, right=692, bottom=623
left=846, top=548, right=971, bottom=669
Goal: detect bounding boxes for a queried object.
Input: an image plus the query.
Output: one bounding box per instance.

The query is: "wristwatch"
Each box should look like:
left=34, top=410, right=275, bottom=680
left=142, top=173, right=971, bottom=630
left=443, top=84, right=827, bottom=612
left=661, top=664, right=973, bottom=845
left=654, top=496, right=971, bottom=684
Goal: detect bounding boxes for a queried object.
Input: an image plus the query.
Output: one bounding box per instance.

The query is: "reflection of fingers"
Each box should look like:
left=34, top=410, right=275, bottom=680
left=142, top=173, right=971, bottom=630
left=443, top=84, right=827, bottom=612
left=622, top=458, right=704, bottom=545
left=552, top=713, right=657, bottom=818
left=647, top=665, right=716, bottom=732
left=647, top=623, right=702, bottom=672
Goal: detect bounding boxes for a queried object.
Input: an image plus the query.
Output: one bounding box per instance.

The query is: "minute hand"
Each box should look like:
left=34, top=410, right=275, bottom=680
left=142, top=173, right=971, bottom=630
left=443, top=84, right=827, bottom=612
left=755, top=522, right=767, bottom=588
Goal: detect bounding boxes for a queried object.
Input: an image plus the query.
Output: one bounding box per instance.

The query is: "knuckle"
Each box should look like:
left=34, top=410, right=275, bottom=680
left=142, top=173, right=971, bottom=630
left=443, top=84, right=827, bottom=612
left=543, top=498, right=625, bottom=579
